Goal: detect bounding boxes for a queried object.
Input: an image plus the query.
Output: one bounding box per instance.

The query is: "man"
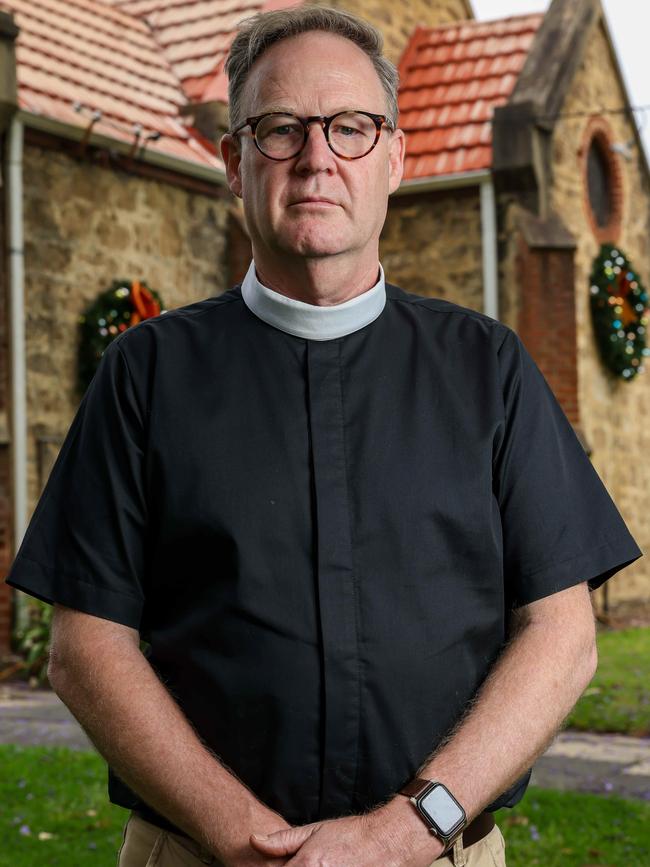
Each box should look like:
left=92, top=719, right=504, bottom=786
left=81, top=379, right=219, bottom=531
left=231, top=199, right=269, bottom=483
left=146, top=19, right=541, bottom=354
left=4, top=6, right=642, bottom=867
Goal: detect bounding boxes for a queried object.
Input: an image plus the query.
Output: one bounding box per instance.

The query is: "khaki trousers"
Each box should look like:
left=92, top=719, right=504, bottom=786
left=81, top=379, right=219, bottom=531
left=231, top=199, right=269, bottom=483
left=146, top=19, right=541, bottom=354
left=115, top=811, right=508, bottom=867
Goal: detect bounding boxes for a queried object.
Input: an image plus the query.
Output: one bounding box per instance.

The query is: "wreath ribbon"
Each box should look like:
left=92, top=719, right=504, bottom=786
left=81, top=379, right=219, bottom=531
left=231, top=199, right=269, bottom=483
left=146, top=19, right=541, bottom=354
left=130, top=280, right=161, bottom=326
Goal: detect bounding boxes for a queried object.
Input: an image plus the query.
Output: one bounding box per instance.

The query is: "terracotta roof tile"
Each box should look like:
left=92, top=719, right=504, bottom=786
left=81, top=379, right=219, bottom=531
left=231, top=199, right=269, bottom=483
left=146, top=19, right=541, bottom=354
left=398, top=13, right=544, bottom=180
left=3, top=1, right=545, bottom=181
left=1, top=0, right=223, bottom=171
left=105, top=0, right=299, bottom=102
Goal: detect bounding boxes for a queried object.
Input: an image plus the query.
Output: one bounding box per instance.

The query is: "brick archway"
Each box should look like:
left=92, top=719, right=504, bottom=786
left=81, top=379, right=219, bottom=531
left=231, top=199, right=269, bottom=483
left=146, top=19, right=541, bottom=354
left=579, top=116, right=624, bottom=245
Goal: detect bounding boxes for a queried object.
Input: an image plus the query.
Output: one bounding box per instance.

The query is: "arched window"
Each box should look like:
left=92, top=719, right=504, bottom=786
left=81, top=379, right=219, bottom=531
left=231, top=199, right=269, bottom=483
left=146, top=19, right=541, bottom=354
left=580, top=117, right=623, bottom=244
left=587, top=136, right=612, bottom=228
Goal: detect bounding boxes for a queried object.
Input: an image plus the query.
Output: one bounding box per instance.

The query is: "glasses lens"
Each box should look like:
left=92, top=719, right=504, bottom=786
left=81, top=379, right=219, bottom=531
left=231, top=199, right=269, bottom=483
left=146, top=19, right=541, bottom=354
left=328, top=112, right=378, bottom=157
left=255, top=114, right=304, bottom=158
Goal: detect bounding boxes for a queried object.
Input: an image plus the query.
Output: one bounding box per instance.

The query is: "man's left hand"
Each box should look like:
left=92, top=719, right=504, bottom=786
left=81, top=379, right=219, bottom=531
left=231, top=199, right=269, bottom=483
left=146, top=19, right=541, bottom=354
left=248, top=805, right=445, bottom=866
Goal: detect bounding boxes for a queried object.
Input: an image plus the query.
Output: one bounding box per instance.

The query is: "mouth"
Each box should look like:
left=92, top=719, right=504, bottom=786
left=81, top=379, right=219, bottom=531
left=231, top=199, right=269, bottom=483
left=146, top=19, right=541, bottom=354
left=290, top=198, right=339, bottom=207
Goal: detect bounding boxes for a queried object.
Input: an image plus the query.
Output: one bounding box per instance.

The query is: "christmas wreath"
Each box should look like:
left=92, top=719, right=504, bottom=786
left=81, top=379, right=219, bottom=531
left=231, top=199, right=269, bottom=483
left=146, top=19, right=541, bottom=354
left=589, top=244, right=649, bottom=381
left=77, top=279, right=164, bottom=396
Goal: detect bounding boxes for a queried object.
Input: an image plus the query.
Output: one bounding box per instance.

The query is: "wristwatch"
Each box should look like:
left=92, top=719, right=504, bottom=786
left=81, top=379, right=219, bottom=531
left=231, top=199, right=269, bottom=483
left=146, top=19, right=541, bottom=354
left=399, top=777, right=467, bottom=851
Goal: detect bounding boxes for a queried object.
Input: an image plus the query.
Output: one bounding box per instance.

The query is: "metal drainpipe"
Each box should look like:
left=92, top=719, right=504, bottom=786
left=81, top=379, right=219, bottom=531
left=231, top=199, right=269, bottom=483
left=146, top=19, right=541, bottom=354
left=5, top=114, right=28, bottom=633
left=480, top=175, right=499, bottom=321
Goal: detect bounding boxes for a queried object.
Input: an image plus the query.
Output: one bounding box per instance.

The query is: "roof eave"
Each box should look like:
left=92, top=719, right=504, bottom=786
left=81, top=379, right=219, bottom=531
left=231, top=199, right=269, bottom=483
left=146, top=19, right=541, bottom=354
left=394, top=168, right=491, bottom=194
left=17, top=109, right=227, bottom=186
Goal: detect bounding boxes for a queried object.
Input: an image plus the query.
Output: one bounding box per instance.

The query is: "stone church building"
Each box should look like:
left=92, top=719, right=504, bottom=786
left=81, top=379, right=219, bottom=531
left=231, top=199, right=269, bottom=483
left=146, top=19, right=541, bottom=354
left=0, top=0, right=648, bottom=656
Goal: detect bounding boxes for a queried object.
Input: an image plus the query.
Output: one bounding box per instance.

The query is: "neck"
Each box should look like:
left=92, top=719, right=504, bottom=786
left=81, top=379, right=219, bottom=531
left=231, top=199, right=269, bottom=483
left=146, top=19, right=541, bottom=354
left=251, top=246, right=381, bottom=306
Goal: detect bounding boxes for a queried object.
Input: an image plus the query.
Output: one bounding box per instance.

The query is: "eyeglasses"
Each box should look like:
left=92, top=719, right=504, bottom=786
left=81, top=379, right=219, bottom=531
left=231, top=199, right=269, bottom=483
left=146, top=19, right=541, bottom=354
left=231, top=110, right=395, bottom=161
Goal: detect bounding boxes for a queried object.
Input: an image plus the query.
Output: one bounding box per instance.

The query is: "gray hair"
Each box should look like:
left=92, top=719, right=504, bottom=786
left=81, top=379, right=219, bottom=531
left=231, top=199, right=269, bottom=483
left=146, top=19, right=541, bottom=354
left=224, top=4, right=399, bottom=133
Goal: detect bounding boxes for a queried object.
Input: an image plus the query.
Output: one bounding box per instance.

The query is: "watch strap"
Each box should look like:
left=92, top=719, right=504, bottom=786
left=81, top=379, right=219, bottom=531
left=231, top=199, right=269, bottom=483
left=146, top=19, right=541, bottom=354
left=399, top=776, right=436, bottom=798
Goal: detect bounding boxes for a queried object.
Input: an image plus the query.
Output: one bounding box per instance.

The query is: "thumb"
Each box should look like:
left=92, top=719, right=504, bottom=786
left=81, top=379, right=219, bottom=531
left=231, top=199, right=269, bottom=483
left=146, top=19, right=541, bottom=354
left=250, top=823, right=318, bottom=855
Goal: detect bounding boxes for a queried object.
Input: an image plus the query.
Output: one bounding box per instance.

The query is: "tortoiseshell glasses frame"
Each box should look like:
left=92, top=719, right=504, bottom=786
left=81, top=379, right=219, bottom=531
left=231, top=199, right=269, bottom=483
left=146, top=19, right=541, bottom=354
left=231, top=110, right=396, bottom=161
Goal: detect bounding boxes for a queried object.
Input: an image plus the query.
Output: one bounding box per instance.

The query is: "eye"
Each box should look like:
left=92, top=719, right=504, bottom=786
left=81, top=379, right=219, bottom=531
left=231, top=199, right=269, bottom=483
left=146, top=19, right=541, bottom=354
left=270, top=123, right=301, bottom=136
left=329, top=113, right=376, bottom=141
left=256, top=115, right=303, bottom=140
left=332, top=123, right=361, bottom=137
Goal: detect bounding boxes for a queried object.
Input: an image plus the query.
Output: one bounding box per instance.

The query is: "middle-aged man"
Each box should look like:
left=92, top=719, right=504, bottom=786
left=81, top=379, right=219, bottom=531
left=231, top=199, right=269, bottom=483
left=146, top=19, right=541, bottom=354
left=4, top=5, right=643, bottom=867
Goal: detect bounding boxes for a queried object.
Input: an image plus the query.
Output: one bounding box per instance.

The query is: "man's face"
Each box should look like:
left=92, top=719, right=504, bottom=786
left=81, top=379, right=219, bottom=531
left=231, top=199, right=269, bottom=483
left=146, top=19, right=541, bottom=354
left=220, top=30, right=405, bottom=263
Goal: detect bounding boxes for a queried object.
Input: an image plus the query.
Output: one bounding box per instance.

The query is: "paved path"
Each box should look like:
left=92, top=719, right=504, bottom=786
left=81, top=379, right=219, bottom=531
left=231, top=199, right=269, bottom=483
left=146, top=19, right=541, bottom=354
left=530, top=730, right=650, bottom=801
left=1, top=681, right=649, bottom=801
left=0, top=681, right=94, bottom=751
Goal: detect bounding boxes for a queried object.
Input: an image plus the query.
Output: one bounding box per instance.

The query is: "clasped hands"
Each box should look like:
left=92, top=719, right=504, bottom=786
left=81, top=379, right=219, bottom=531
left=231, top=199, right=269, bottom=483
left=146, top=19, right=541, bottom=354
left=246, top=800, right=445, bottom=867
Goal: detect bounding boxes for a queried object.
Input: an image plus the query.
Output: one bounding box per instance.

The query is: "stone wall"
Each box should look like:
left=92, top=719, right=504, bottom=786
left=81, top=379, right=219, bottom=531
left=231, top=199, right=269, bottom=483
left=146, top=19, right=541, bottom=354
left=381, top=187, right=483, bottom=308
left=21, top=143, right=229, bottom=515
left=549, top=19, right=650, bottom=604
left=323, top=0, right=473, bottom=65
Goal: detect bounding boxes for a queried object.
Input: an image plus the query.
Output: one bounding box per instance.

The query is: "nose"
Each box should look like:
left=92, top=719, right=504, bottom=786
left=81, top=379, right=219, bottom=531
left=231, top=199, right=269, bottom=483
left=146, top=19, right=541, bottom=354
left=294, top=120, right=337, bottom=174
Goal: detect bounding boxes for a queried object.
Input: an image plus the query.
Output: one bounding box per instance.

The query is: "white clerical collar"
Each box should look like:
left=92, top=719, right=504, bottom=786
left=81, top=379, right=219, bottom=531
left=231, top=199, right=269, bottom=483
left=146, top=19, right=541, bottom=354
left=240, top=259, right=386, bottom=341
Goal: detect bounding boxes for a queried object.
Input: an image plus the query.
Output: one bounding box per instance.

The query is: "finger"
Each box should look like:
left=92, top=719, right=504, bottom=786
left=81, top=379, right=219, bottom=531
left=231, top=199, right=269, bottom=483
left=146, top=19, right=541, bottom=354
left=250, top=824, right=316, bottom=855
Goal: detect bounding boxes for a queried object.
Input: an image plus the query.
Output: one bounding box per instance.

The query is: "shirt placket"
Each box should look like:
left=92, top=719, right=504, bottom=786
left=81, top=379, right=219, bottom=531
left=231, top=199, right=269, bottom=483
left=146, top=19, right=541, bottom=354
left=307, top=338, right=360, bottom=817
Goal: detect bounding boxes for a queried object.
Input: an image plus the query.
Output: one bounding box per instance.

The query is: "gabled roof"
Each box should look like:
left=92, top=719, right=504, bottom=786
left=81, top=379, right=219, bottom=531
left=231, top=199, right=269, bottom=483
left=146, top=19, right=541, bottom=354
left=3, top=1, right=549, bottom=182
left=104, top=0, right=298, bottom=103
left=398, top=13, right=544, bottom=180
left=1, top=0, right=223, bottom=171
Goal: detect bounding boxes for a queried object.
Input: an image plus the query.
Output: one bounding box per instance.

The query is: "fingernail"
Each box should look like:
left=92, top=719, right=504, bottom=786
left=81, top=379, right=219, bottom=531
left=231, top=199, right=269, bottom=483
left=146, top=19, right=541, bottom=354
left=253, top=833, right=269, bottom=840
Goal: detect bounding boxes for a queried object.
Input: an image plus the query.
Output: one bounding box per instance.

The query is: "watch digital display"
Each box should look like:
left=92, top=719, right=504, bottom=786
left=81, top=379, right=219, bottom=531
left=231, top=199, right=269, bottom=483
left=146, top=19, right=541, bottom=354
left=419, top=785, right=465, bottom=834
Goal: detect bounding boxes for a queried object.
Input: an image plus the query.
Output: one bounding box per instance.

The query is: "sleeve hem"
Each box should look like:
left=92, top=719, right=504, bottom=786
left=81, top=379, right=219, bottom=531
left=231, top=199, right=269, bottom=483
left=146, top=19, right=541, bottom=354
left=5, top=554, right=143, bottom=630
left=508, top=533, right=643, bottom=609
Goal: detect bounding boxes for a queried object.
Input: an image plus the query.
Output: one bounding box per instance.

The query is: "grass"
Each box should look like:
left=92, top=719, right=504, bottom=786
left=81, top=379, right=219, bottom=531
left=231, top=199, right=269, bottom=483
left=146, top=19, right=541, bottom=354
left=1, top=745, right=650, bottom=866
left=0, top=744, right=126, bottom=866
left=497, top=786, right=650, bottom=866
left=565, top=626, right=650, bottom=736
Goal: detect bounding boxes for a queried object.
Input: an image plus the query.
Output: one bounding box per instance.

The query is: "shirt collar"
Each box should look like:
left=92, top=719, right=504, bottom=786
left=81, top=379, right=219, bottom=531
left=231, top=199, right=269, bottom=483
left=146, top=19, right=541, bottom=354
left=240, top=259, right=386, bottom=341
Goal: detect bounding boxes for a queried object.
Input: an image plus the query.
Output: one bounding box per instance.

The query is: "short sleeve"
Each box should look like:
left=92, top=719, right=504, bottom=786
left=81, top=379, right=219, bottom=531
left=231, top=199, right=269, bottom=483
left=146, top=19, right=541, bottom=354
left=4, top=336, right=148, bottom=628
left=493, top=327, right=643, bottom=609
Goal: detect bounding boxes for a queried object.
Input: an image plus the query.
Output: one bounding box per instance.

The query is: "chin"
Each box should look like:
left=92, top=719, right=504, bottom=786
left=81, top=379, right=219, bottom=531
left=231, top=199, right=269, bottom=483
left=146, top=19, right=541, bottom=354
left=279, top=227, right=354, bottom=258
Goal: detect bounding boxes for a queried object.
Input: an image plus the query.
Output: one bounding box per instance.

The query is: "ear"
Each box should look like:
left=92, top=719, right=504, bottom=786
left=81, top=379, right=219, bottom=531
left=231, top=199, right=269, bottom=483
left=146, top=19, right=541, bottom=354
left=220, top=132, right=243, bottom=198
left=387, top=127, right=406, bottom=195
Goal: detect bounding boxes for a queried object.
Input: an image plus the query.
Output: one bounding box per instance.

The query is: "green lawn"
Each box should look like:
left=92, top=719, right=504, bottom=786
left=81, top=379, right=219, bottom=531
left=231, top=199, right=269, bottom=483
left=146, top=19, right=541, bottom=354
left=565, top=626, right=650, bottom=736
left=1, top=745, right=649, bottom=866
left=497, top=786, right=650, bottom=867
left=0, top=745, right=126, bottom=866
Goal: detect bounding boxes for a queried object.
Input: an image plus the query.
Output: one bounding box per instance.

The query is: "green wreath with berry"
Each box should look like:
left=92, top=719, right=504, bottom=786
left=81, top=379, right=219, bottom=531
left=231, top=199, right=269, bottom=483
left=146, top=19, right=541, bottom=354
left=589, top=244, right=649, bottom=381
left=77, top=279, right=165, bottom=396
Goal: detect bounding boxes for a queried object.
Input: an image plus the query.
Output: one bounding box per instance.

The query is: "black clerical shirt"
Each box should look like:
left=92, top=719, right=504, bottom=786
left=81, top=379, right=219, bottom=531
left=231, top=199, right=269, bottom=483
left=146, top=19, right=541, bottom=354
left=5, top=261, right=642, bottom=836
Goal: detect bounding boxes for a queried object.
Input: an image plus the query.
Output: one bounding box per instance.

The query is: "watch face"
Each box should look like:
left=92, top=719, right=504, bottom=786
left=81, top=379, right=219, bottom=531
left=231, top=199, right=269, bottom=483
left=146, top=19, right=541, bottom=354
left=419, top=785, right=465, bottom=835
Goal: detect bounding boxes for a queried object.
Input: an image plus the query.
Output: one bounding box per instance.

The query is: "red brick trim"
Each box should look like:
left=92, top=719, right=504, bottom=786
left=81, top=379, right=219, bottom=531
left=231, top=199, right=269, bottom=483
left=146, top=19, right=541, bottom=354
left=579, top=116, right=624, bottom=245
left=515, top=232, right=580, bottom=428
